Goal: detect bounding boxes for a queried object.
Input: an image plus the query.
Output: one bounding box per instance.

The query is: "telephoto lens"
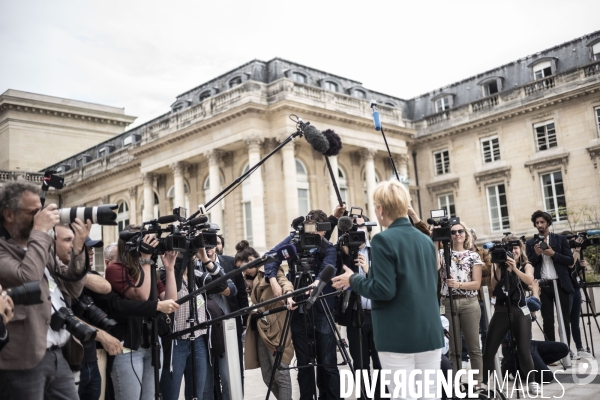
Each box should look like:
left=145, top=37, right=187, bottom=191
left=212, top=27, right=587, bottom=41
left=58, top=204, right=118, bottom=226
left=50, top=307, right=97, bottom=342
left=5, top=281, right=43, bottom=306
left=72, top=295, right=117, bottom=332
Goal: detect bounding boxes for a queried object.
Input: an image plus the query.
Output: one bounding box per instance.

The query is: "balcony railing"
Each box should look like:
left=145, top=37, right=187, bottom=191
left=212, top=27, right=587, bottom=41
left=426, top=111, right=450, bottom=126
left=523, top=76, right=555, bottom=95
left=0, top=170, right=44, bottom=183
left=471, top=95, right=499, bottom=112
left=584, top=60, right=600, bottom=77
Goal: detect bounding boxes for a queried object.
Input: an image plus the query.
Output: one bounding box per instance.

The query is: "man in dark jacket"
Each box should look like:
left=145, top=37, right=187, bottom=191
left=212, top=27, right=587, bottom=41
left=525, top=210, right=574, bottom=344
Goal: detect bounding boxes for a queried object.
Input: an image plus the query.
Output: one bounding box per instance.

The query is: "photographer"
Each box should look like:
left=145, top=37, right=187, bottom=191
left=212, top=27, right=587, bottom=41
left=482, top=236, right=536, bottom=394
left=0, top=182, right=89, bottom=399
left=104, top=225, right=178, bottom=400
left=0, top=288, right=14, bottom=351
left=337, top=214, right=382, bottom=400
left=264, top=209, right=339, bottom=400
left=237, top=240, right=295, bottom=400
left=525, top=211, right=574, bottom=344
left=333, top=181, right=443, bottom=398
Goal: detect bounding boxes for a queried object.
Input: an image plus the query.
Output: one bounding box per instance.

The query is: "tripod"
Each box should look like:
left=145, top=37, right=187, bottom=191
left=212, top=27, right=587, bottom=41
left=265, top=262, right=364, bottom=400
left=577, top=251, right=600, bottom=357
left=440, top=241, right=462, bottom=374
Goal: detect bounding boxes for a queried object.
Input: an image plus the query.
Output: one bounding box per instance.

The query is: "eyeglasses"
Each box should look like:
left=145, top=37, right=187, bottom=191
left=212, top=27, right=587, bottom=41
left=17, top=208, right=41, bottom=216
left=451, top=229, right=465, bottom=235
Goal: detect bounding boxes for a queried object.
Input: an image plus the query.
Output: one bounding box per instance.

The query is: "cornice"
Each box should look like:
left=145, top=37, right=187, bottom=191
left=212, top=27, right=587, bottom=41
left=473, top=165, right=511, bottom=189
left=523, top=151, right=570, bottom=178
left=58, top=160, right=141, bottom=193
left=426, top=177, right=459, bottom=196
left=586, top=143, right=600, bottom=168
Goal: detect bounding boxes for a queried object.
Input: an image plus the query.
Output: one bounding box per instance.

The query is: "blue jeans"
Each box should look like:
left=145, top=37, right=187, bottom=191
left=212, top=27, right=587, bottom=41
left=160, top=336, right=208, bottom=400
left=111, top=347, right=155, bottom=400
left=570, top=289, right=583, bottom=349
left=78, top=361, right=102, bottom=400
left=291, top=310, right=340, bottom=400
left=203, top=354, right=230, bottom=400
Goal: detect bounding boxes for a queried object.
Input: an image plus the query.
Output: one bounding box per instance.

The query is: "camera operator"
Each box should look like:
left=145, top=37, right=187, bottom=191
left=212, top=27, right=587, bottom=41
left=265, top=209, right=339, bottom=400
left=337, top=214, right=382, bottom=400
left=333, top=181, right=443, bottom=399
left=0, top=182, right=89, bottom=399
left=0, top=288, right=15, bottom=351
left=104, top=225, right=178, bottom=400
left=562, top=230, right=588, bottom=359
left=525, top=211, right=574, bottom=345
left=482, top=236, right=536, bottom=393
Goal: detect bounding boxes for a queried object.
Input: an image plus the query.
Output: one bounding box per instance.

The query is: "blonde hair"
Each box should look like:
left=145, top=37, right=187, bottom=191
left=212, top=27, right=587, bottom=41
left=452, top=222, right=474, bottom=251
left=372, top=181, right=409, bottom=221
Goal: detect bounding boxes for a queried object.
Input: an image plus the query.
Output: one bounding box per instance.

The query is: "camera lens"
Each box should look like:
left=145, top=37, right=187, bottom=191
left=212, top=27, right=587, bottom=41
left=6, top=281, right=43, bottom=306
left=58, top=205, right=118, bottom=226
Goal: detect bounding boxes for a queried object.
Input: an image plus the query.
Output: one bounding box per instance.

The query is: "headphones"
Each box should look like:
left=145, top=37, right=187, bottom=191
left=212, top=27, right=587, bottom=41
left=531, top=210, right=553, bottom=227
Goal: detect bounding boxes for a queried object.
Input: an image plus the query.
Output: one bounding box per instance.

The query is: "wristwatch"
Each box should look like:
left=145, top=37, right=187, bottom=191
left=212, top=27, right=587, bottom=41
left=140, top=258, right=155, bottom=266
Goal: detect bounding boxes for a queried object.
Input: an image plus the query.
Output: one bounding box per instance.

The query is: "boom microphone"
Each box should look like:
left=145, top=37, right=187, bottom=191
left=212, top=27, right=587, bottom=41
left=157, top=215, right=178, bottom=224
left=338, top=216, right=354, bottom=232
left=370, top=101, right=382, bottom=131
left=587, top=230, right=600, bottom=236
left=183, top=215, right=209, bottom=226
left=306, top=265, right=336, bottom=310
left=322, top=129, right=343, bottom=156
left=297, top=117, right=329, bottom=154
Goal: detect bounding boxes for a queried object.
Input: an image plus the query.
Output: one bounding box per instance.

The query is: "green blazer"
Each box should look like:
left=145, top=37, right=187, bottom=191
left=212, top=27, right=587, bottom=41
left=350, top=217, right=444, bottom=353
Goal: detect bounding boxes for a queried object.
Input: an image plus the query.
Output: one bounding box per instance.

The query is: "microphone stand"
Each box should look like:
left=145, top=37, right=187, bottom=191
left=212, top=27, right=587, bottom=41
left=370, top=103, right=400, bottom=181
left=325, top=157, right=343, bottom=206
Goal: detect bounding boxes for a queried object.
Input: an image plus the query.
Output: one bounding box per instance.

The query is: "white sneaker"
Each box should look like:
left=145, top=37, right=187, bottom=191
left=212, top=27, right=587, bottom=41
left=528, top=382, right=540, bottom=396
left=462, top=361, right=469, bottom=369
left=570, top=350, right=581, bottom=360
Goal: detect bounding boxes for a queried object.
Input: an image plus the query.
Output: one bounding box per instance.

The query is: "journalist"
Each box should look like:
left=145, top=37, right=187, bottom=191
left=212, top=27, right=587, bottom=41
left=482, top=236, right=537, bottom=394
left=525, top=211, right=574, bottom=344
left=0, top=182, right=89, bottom=399
left=0, top=288, right=14, bottom=351
left=333, top=181, right=443, bottom=399
left=265, top=209, right=339, bottom=400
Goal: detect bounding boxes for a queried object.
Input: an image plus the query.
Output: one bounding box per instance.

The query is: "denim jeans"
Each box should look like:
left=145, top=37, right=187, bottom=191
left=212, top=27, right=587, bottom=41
left=160, top=336, right=208, bottom=400
left=111, top=347, right=155, bottom=400
left=291, top=310, right=340, bottom=400
left=203, top=354, right=230, bottom=400
left=78, top=361, right=102, bottom=400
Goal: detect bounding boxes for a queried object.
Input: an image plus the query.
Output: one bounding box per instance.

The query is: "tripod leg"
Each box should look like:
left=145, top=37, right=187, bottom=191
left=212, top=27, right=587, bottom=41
left=265, top=309, right=293, bottom=400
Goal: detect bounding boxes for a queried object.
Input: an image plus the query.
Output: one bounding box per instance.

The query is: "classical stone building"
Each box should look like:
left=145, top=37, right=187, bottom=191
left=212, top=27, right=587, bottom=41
left=4, top=30, right=600, bottom=268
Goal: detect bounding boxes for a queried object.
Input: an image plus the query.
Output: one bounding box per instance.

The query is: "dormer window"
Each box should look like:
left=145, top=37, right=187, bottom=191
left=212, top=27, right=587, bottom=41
left=229, top=76, right=242, bottom=88
left=324, top=81, right=338, bottom=92
left=292, top=72, right=307, bottom=84
left=353, top=89, right=367, bottom=99
left=593, top=42, right=600, bottom=61
left=435, top=97, right=451, bottom=112
left=75, top=155, right=91, bottom=168
left=123, top=135, right=133, bottom=146
left=199, top=91, right=211, bottom=101
left=534, top=61, right=552, bottom=80
left=482, top=80, right=499, bottom=96
left=98, top=148, right=106, bottom=158
left=384, top=102, right=396, bottom=107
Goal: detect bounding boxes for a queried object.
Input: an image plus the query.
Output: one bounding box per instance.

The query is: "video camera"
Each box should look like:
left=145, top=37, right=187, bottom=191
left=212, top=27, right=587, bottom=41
left=565, top=230, right=600, bottom=249
left=290, top=215, right=330, bottom=251
left=336, top=206, right=377, bottom=265
left=483, top=234, right=521, bottom=265
left=427, top=209, right=460, bottom=242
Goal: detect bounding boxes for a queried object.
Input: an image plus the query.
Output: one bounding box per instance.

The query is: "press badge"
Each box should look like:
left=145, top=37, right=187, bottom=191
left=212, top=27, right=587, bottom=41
left=440, top=305, right=445, bottom=315
left=196, top=295, right=204, bottom=309
left=48, top=280, right=57, bottom=293
left=520, top=306, right=530, bottom=316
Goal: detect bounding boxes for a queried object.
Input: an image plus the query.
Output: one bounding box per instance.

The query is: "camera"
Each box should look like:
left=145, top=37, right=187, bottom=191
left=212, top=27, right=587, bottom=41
left=291, top=215, right=330, bottom=251
left=58, top=204, right=118, bottom=226
left=50, top=307, right=97, bottom=343
left=427, top=209, right=460, bottom=242
left=483, top=240, right=519, bottom=265
left=336, top=209, right=377, bottom=267
left=533, top=234, right=549, bottom=250
left=537, top=278, right=554, bottom=288
left=72, top=294, right=117, bottom=332
left=566, top=231, right=600, bottom=249
left=5, top=281, right=43, bottom=306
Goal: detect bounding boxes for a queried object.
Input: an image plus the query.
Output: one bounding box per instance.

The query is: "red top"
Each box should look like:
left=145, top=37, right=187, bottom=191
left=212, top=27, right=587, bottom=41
left=105, top=261, right=165, bottom=298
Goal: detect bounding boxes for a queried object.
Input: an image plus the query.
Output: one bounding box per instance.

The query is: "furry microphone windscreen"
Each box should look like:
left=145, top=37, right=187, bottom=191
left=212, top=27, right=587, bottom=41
left=303, top=124, right=330, bottom=154
left=322, top=129, right=343, bottom=156
left=337, top=216, right=354, bottom=232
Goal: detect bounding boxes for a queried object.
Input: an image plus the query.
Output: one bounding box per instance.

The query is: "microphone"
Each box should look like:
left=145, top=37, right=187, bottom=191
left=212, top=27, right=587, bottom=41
left=297, top=117, right=330, bottom=154
left=291, top=216, right=305, bottom=229
left=337, top=216, right=354, bottom=232
left=586, top=230, right=600, bottom=236
left=119, top=231, right=139, bottom=242
left=157, top=215, right=178, bottom=224
left=306, top=265, right=336, bottom=310
left=482, top=242, right=496, bottom=250
left=322, top=129, right=343, bottom=156
left=183, top=215, right=209, bottom=226
left=370, top=101, right=381, bottom=131
left=275, top=244, right=298, bottom=262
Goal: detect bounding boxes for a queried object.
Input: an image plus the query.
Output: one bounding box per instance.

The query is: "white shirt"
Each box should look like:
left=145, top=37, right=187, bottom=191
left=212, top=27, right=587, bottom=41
left=540, top=236, right=558, bottom=280
left=45, top=268, right=71, bottom=348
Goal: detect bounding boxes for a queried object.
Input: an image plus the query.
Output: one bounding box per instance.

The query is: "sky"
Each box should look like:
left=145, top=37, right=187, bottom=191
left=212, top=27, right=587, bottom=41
left=1, top=0, right=599, bottom=128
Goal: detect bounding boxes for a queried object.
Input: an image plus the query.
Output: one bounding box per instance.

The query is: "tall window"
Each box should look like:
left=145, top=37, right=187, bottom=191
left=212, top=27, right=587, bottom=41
left=241, top=164, right=253, bottom=245
left=533, top=61, right=553, bottom=80
left=437, top=193, right=456, bottom=218
left=595, top=107, right=600, bottom=137
left=167, top=184, right=190, bottom=213
left=296, top=159, right=310, bottom=217
left=435, top=97, right=450, bottom=112
left=153, top=193, right=160, bottom=219
left=434, top=149, right=450, bottom=175
left=324, top=81, right=338, bottom=92
left=204, top=174, right=225, bottom=234
left=116, top=202, right=130, bottom=233
left=541, top=171, right=567, bottom=222
left=338, top=167, right=348, bottom=204
left=535, top=121, right=557, bottom=151
left=292, top=72, right=307, bottom=84
left=486, top=184, right=510, bottom=231
left=481, top=136, right=501, bottom=163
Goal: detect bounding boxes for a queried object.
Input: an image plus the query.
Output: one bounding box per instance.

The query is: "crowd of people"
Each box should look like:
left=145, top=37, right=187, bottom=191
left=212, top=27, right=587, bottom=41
left=0, top=179, right=593, bottom=400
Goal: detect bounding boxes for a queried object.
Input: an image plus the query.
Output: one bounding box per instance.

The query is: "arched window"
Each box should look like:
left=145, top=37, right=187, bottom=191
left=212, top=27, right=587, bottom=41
left=229, top=76, right=242, bottom=88
left=353, top=89, right=367, bottom=99
left=116, top=201, right=130, bottom=233
left=241, top=164, right=253, bottom=246
left=204, top=174, right=225, bottom=233
left=167, top=184, right=190, bottom=213
left=199, top=91, right=211, bottom=102
left=292, top=72, right=307, bottom=84
left=296, top=159, right=310, bottom=217
left=324, top=81, right=339, bottom=92
left=362, top=170, right=381, bottom=215
left=153, top=193, right=160, bottom=219
left=338, top=167, right=348, bottom=204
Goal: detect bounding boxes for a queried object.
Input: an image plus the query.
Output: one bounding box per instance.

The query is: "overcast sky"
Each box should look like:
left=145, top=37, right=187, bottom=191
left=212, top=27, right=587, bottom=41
left=1, top=0, right=599, bottom=128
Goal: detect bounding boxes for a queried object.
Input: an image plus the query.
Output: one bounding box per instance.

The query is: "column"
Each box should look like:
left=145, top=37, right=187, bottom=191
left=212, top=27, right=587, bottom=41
left=128, top=186, right=138, bottom=225
left=363, top=148, right=379, bottom=233
left=328, top=155, right=340, bottom=212
left=397, top=154, right=409, bottom=182
left=204, top=150, right=223, bottom=230
left=281, top=138, right=299, bottom=225
left=246, top=136, right=267, bottom=252
left=142, top=173, right=154, bottom=223
left=170, top=162, right=187, bottom=209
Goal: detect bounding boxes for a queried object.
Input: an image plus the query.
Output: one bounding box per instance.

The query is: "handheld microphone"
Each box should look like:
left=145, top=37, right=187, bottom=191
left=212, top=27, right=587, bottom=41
left=183, top=215, right=209, bottom=226
left=306, top=265, right=336, bottom=310
left=337, top=216, right=354, bottom=232
left=370, top=101, right=381, bottom=131
left=275, top=244, right=298, bottom=262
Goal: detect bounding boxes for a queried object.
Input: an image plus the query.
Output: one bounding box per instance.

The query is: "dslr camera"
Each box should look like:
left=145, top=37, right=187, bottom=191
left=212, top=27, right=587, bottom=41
left=533, top=234, right=549, bottom=250
left=427, top=209, right=460, bottom=242
left=50, top=306, right=97, bottom=343
left=72, top=294, right=117, bottom=332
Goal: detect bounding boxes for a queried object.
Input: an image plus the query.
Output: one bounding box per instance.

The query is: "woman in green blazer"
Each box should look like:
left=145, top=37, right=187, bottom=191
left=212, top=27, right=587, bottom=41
left=333, top=180, right=444, bottom=399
